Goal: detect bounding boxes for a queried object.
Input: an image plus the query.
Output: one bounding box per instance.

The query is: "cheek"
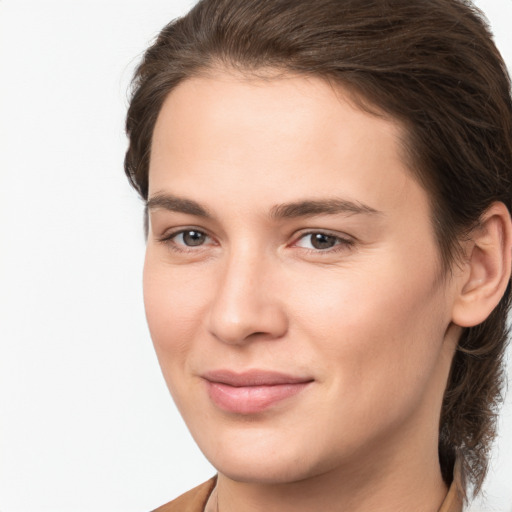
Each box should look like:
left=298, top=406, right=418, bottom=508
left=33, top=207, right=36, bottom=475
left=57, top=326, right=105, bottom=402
left=142, top=248, right=207, bottom=361
left=289, top=255, right=449, bottom=407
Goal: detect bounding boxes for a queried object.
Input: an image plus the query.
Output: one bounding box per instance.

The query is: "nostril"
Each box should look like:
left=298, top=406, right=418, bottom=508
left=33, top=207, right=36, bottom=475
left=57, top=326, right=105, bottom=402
left=208, top=308, right=289, bottom=346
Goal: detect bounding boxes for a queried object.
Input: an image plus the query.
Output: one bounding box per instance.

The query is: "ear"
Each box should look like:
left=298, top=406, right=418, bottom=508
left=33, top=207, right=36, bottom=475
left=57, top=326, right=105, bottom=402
left=451, top=202, right=512, bottom=328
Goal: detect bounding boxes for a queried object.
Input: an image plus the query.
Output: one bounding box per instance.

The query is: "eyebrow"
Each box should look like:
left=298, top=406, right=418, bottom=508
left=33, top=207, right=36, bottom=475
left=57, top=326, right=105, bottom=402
left=146, top=193, right=381, bottom=220
left=146, top=193, right=212, bottom=218
left=269, top=198, right=381, bottom=219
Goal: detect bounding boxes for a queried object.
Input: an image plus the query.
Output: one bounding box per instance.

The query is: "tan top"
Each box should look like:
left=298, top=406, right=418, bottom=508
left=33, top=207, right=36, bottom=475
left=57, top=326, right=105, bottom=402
left=152, top=474, right=462, bottom=512
left=153, top=477, right=217, bottom=512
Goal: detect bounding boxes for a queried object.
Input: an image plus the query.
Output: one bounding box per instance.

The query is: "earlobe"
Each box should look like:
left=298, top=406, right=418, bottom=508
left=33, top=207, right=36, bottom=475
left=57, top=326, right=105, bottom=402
left=452, top=202, right=512, bottom=328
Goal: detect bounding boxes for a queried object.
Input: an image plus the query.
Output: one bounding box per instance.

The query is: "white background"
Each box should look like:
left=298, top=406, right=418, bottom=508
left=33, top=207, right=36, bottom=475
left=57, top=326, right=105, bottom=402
left=0, top=1, right=511, bottom=511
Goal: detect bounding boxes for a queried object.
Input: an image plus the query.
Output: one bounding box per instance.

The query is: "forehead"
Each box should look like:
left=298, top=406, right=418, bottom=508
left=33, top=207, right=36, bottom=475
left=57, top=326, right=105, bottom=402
left=149, top=70, right=425, bottom=220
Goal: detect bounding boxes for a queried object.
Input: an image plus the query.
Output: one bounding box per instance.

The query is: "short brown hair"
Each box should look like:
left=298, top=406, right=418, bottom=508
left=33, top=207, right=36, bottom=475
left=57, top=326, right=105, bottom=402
left=125, top=0, right=512, bottom=498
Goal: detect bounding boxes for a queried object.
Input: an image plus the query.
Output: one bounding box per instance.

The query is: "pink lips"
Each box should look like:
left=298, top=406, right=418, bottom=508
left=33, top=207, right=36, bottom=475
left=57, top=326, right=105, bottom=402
left=203, top=370, right=313, bottom=414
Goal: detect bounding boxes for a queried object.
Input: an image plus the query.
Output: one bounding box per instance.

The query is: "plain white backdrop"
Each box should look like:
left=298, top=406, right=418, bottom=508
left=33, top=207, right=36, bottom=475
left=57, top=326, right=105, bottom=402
left=0, top=1, right=511, bottom=511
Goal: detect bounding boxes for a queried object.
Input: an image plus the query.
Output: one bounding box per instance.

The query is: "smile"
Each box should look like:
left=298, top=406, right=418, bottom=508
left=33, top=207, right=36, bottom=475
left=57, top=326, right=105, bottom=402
left=202, top=370, right=314, bottom=414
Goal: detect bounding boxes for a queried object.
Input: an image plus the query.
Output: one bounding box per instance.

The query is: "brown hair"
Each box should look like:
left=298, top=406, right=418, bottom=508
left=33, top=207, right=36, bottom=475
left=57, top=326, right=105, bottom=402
left=125, top=0, right=512, bottom=498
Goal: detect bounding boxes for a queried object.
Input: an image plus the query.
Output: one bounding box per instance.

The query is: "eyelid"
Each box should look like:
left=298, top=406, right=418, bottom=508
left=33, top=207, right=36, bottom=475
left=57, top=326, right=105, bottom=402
left=156, top=226, right=354, bottom=254
left=157, top=227, right=216, bottom=250
left=290, top=229, right=355, bottom=252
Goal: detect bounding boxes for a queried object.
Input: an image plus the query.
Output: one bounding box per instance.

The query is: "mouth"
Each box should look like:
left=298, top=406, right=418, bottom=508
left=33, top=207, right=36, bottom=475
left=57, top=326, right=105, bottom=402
left=202, top=370, right=314, bottom=414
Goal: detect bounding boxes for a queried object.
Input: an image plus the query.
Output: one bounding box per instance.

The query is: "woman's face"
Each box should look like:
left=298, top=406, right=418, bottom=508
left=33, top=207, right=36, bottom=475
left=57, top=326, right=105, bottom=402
left=144, top=71, right=460, bottom=483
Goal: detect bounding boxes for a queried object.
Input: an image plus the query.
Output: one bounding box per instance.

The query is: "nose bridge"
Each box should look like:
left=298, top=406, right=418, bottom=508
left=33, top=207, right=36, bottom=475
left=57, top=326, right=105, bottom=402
left=207, top=242, right=287, bottom=345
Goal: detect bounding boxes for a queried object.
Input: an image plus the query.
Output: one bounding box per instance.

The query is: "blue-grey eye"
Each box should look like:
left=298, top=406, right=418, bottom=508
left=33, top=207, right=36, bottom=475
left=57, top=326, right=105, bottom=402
left=179, top=230, right=207, bottom=246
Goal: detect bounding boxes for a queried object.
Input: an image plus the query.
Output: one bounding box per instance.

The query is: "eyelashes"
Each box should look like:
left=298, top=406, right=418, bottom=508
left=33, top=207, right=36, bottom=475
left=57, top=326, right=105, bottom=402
left=157, top=228, right=215, bottom=254
left=157, top=228, right=355, bottom=256
left=169, top=229, right=210, bottom=247
left=294, top=232, right=353, bottom=251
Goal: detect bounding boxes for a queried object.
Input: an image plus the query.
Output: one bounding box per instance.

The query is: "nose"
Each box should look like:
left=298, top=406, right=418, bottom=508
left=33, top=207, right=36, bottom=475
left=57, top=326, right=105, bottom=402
left=207, top=250, right=288, bottom=345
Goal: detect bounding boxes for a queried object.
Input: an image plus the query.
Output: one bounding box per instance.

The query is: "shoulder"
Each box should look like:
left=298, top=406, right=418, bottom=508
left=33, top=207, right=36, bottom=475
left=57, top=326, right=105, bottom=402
left=152, top=476, right=217, bottom=512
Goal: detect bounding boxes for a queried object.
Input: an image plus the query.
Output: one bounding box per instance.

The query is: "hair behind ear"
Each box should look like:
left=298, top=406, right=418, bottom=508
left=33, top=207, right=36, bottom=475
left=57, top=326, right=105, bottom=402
left=440, top=201, right=512, bottom=496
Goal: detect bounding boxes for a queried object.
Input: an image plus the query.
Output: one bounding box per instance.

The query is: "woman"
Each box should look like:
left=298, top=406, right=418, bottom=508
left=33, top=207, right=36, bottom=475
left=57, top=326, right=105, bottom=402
left=124, top=0, right=512, bottom=510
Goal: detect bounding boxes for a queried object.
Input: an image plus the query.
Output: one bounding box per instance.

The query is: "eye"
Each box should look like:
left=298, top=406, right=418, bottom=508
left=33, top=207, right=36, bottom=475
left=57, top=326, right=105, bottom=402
left=160, top=229, right=212, bottom=249
left=181, top=229, right=207, bottom=247
left=176, top=230, right=208, bottom=247
left=295, top=232, right=352, bottom=251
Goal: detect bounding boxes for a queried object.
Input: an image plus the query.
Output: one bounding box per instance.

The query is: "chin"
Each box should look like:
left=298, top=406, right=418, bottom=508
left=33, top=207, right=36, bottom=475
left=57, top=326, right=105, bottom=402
left=196, top=425, right=335, bottom=485
left=212, top=455, right=318, bottom=485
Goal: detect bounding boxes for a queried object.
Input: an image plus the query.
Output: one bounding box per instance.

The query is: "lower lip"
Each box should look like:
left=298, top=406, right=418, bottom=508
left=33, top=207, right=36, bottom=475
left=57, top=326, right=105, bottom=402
left=206, top=381, right=311, bottom=414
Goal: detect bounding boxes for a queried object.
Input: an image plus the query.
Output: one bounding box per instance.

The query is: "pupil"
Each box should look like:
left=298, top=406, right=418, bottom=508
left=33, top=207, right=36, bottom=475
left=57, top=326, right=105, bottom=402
left=311, top=233, right=336, bottom=250
left=183, top=230, right=205, bottom=246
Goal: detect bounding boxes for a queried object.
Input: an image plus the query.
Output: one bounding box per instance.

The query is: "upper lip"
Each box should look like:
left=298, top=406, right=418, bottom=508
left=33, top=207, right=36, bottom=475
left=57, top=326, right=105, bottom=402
left=202, top=369, right=314, bottom=387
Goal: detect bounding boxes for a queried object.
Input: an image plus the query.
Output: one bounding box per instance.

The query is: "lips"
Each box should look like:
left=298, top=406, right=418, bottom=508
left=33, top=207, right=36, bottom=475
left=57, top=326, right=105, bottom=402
left=202, top=370, right=313, bottom=414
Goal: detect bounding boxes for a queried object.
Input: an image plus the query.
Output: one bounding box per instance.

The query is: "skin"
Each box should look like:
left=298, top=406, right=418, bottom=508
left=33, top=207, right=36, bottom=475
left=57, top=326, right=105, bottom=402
left=144, top=70, right=467, bottom=512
